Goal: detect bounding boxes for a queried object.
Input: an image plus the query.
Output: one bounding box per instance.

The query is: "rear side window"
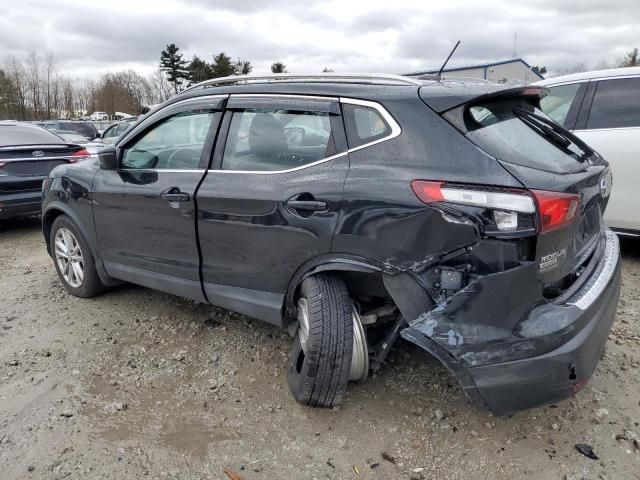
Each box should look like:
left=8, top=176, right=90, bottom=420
left=59, top=122, right=98, bottom=139
left=539, top=83, right=582, bottom=127
left=342, top=103, right=391, bottom=149
left=221, top=109, right=335, bottom=172
left=462, top=98, right=590, bottom=174
left=587, top=78, right=640, bottom=129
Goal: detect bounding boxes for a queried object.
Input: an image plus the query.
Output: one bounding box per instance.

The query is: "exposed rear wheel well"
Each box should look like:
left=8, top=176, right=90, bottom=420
left=286, top=263, right=394, bottom=321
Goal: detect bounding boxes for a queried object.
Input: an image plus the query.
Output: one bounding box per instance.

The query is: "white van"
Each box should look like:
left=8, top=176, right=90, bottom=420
left=534, top=67, right=640, bottom=236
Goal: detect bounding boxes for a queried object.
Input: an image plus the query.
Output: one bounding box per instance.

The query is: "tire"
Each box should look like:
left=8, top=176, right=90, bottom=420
left=50, top=215, right=106, bottom=298
left=287, top=273, right=353, bottom=408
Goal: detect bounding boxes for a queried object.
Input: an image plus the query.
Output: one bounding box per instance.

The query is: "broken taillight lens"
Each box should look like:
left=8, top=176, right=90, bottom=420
left=411, top=180, right=580, bottom=235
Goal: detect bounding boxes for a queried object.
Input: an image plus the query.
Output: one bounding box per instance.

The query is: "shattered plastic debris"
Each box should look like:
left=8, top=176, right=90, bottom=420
left=574, top=444, right=599, bottom=460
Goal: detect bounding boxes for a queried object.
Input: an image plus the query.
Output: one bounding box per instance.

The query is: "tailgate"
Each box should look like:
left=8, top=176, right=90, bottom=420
left=440, top=91, right=611, bottom=296
left=0, top=145, right=82, bottom=177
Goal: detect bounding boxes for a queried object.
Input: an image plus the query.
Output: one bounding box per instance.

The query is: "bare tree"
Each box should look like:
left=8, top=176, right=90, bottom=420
left=26, top=51, right=43, bottom=119
left=558, top=62, right=587, bottom=76
left=620, top=47, right=639, bottom=67
left=44, top=51, right=56, bottom=118
left=4, top=56, right=27, bottom=120
left=151, top=68, right=172, bottom=104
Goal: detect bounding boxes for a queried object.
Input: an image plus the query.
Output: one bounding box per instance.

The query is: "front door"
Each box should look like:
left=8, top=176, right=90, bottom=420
left=92, top=96, right=225, bottom=301
left=196, top=95, right=349, bottom=324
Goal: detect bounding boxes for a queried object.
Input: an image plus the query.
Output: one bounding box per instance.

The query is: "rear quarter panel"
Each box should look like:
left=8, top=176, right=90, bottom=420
left=333, top=95, right=522, bottom=267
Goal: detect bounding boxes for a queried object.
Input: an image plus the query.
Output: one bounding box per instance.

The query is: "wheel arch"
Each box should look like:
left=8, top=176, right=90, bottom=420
left=283, top=254, right=387, bottom=320
left=43, top=203, right=119, bottom=287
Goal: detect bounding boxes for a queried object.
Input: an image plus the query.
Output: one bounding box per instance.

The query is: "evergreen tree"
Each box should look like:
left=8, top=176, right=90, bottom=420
left=271, top=61, right=287, bottom=73
left=211, top=52, right=236, bottom=78
left=159, top=44, right=189, bottom=94
left=621, top=48, right=639, bottom=67
left=235, top=59, right=253, bottom=75
left=187, top=55, right=213, bottom=84
left=531, top=66, right=547, bottom=76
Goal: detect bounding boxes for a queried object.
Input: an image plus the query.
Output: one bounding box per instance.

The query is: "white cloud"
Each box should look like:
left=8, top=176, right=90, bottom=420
left=1, top=0, right=638, bottom=78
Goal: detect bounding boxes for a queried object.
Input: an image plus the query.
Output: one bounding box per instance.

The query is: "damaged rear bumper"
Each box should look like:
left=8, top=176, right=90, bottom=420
left=401, top=230, right=621, bottom=416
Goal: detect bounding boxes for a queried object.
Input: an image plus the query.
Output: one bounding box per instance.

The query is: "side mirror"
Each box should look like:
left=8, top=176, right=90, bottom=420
left=98, top=146, right=119, bottom=170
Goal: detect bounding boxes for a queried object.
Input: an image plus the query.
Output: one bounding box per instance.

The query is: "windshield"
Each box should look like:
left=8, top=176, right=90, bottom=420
left=464, top=98, right=589, bottom=174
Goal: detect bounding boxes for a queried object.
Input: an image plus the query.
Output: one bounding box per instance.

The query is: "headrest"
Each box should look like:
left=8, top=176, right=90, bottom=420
left=248, top=113, right=288, bottom=156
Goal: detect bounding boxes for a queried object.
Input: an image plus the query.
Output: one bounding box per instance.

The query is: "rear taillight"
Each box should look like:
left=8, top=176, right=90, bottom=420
left=531, top=190, right=580, bottom=234
left=411, top=180, right=580, bottom=235
left=69, top=149, right=90, bottom=162
left=411, top=181, right=535, bottom=213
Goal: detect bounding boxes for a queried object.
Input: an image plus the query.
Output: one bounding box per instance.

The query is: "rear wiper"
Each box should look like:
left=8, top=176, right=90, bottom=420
left=513, top=107, right=594, bottom=161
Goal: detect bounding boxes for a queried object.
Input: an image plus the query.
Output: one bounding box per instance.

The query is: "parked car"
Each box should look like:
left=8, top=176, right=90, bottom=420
left=52, top=130, right=104, bottom=160
left=41, top=74, right=620, bottom=415
left=534, top=66, right=640, bottom=236
left=0, top=122, right=89, bottom=220
left=100, top=118, right=137, bottom=146
left=90, top=112, right=109, bottom=121
left=36, top=120, right=100, bottom=141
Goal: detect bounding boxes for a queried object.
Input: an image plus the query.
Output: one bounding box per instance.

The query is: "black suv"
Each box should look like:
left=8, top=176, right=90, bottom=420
left=41, top=74, right=621, bottom=415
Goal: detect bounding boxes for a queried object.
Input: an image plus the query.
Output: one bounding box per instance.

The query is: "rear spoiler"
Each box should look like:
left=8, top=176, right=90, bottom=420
left=419, top=84, right=549, bottom=113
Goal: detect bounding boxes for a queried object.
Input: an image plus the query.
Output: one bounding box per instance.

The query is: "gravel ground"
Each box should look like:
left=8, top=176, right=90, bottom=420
left=0, top=217, right=639, bottom=480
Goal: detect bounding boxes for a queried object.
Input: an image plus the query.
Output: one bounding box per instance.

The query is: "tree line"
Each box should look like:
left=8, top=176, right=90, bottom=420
left=1, top=45, right=637, bottom=121
left=159, top=43, right=287, bottom=93
left=0, top=51, right=174, bottom=121
left=557, top=47, right=639, bottom=76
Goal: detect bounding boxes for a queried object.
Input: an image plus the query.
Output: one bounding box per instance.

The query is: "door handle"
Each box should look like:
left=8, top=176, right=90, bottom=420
left=286, top=199, right=328, bottom=211
left=161, top=187, right=190, bottom=203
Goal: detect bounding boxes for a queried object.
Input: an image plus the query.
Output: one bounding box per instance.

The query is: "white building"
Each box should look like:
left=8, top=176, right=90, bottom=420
left=405, top=58, right=544, bottom=84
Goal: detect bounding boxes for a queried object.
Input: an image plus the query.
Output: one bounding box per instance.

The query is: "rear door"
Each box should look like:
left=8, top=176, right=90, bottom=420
left=92, top=95, right=225, bottom=301
left=196, top=94, right=349, bottom=324
left=570, top=76, right=640, bottom=232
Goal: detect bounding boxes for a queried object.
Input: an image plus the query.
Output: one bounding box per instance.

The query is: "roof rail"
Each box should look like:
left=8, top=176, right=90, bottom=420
left=181, top=73, right=421, bottom=93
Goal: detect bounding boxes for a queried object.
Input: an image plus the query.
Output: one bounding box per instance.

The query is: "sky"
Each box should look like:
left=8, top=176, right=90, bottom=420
left=1, top=0, right=638, bottom=78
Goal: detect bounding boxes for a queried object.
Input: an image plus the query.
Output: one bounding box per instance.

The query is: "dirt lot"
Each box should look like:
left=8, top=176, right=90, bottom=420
left=0, top=217, right=638, bottom=480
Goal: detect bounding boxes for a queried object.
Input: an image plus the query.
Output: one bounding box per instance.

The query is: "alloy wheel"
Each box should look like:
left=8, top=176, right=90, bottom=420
left=54, top=227, right=84, bottom=288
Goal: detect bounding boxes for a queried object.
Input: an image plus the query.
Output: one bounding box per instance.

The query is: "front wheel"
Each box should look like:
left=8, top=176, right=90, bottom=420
left=50, top=215, right=106, bottom=298
left=287, top=273, right=354, bottom=408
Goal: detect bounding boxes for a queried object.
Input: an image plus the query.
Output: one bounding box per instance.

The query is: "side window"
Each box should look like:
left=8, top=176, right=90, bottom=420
left=103, top=125, right=118, bottom=138
left=116, top=123, right=128, bottom=136
left=121, top=110, right=216, bottom=170
left=221, top=109, right=335, bottom=172
left=539, top=83, right=581, bottom=127
left=342, top=103, right=392, bottom=149
left=587, top=78, right=640, bottom=129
